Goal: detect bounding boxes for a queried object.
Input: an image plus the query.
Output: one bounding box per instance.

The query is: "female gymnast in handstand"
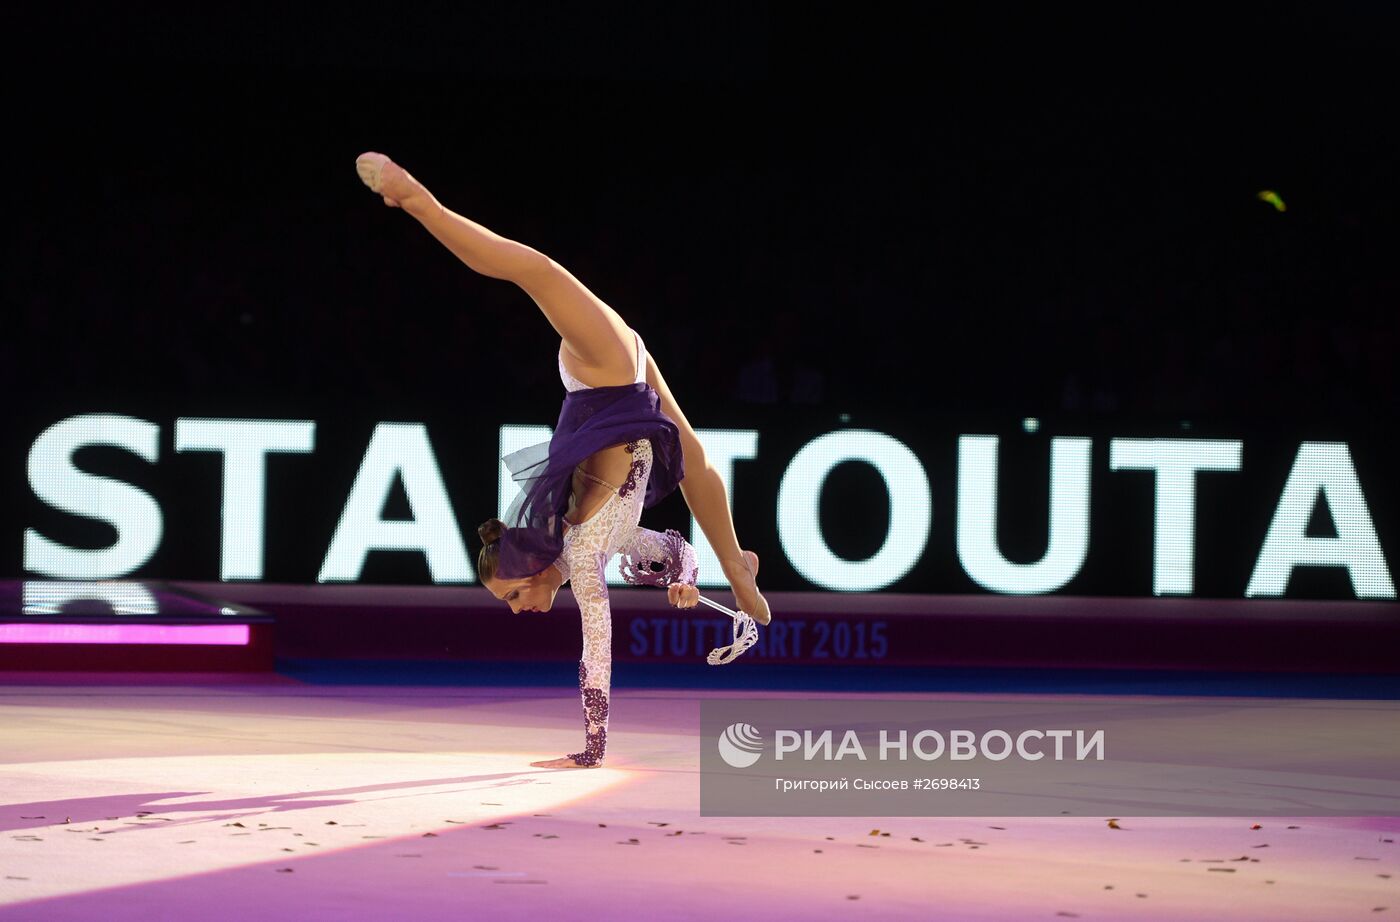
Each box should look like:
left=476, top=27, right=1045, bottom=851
left=354, top=152, right=770, bottom=769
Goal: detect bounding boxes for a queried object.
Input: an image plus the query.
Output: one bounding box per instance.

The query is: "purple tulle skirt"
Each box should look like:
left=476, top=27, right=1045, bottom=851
left=495, top=382, right=684, bottom=578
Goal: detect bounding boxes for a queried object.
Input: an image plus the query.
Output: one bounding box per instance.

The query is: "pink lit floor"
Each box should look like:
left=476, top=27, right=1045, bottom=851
left=0, top=674, right=1395, bottom=921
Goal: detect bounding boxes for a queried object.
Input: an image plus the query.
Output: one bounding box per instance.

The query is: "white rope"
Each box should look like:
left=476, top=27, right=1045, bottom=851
left=698, top=593, right=759, bottom=666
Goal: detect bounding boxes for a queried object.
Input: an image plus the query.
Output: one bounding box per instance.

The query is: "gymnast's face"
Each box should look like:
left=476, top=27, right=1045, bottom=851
left=484, top=569, right=560, bottom=614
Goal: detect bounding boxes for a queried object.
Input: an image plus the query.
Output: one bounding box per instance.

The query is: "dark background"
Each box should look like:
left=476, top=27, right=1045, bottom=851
left=4, top=4, right=1397, bottom=594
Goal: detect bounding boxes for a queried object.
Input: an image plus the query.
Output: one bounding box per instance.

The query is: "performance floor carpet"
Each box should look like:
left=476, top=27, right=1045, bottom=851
left=1, top=663, right=1396, bottom=920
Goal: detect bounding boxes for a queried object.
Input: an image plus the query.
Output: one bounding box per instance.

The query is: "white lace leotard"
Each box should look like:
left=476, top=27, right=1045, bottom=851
left=550, top=330, right=698, bottom=767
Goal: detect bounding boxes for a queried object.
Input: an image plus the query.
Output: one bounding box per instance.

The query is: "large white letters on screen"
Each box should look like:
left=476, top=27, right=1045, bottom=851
left=24, top=414, right=163, bottom=579
left=175, top=418, right=316, bottom=580
left=777, top=430, right=930, bottom=591
left=690, top=429, right=759, bottom=588
left=1246, top=442, right=1396, bottom=599
left=957, top=436, right=1091, bottom=594
left=22, top=580, right=159, bottom=615
left=1109, top=438, right=1243, bottom=595
left=319, top=423, right=473, bottom=583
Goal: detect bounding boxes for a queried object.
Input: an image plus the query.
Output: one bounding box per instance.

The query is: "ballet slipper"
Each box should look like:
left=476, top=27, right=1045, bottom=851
left=357, top=152, right=431, bottom=213
left=733, top=549, right=771, bottom=625
left=355, top=151, right=390, bottom=193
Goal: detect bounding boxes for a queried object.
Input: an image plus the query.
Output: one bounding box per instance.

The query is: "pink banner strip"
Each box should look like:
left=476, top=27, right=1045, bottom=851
left=0, top=624, right=250, bottom=646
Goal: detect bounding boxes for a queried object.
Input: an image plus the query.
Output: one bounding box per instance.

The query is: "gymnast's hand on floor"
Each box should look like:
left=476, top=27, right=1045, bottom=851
left=530, top=756, right=598, bottom=769
left=667, top=583, right=699, bottom=609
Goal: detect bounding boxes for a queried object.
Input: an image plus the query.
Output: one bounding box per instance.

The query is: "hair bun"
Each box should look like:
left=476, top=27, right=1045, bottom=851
left=477, top=518, right=506, bottom=546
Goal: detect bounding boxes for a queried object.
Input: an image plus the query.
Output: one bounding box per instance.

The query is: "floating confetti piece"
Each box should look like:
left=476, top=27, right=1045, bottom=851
left=1251, top=823, right=1262, bottom=830
left=1257, top=190, right=1286, bottom=212
left=1106, top=818, right=1122, bottom=830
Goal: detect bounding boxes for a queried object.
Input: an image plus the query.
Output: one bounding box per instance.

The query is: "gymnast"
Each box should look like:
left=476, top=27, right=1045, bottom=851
left=354, top=152, right=770, bottom=769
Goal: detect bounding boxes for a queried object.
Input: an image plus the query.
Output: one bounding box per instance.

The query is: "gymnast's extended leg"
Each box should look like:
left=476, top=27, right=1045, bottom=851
left=354, top=152, right=638, bottom=385
left=355, top=152, right=770, bottom=622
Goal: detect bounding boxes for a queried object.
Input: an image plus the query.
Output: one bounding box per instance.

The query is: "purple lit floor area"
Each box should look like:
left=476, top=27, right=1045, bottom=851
left=2, top=668, right=1398, bottom=921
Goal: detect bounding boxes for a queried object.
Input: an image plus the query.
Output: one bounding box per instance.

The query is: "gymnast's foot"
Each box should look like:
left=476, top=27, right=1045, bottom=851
left=354, top=151, right=435, bottom=214
left=722, top=550, right=771, bottom=625
left=530, top=756, right=599, bottom=769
